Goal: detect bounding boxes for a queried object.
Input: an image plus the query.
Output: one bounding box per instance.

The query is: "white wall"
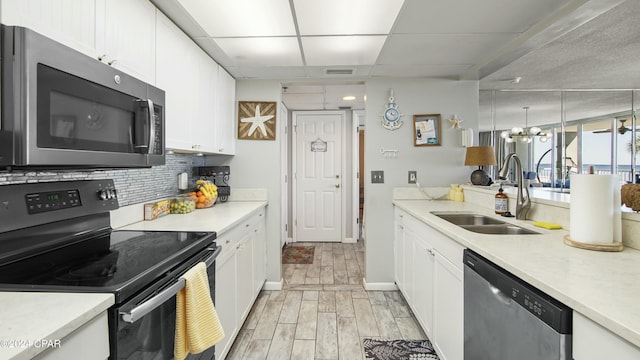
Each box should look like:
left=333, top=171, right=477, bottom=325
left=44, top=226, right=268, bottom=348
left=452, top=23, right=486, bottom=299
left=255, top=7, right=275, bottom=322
left=207, top=80, right=283, bottom=286
left=363, top=78, right=479, bottom=286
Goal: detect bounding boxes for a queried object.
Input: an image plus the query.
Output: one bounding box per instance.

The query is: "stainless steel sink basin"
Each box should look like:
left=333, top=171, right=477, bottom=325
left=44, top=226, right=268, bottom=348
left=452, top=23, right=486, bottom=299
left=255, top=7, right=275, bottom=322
left=431, top=211, right=540, bottom=235
left=461, top=224, right=540, bottom=235
left=431, top=212, right=505, bottom=226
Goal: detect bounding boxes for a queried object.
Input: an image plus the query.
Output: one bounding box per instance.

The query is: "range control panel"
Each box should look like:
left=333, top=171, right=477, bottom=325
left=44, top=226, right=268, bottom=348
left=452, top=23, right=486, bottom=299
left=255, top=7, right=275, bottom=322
left=0, top=179, right=119, bottom=234
left=25, top=189, right=82, bottom=214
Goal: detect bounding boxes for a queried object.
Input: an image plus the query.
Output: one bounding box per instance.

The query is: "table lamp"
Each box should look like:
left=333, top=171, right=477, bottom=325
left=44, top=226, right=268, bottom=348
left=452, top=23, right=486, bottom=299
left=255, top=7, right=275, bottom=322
left=464, top=146, right=497, bottom=185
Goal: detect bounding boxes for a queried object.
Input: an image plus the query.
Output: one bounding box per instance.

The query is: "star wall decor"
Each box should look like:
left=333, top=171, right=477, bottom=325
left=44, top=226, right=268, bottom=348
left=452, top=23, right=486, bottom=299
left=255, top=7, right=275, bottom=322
left=238, top=101, right=277, bottom=140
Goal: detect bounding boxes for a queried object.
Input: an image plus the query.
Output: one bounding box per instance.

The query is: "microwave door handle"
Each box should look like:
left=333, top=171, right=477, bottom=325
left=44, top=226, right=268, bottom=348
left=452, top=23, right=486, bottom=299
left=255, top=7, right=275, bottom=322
left=120, top=278, right=185, bottom=323
left=146, top=99, right=156, bottom=155
left=134, top=99, right=155, bottom=154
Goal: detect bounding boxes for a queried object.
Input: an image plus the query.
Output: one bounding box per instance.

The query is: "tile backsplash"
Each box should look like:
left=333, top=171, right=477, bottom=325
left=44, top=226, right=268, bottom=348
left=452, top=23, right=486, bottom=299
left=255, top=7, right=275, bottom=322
left=0, top=154, right=204, bottom=206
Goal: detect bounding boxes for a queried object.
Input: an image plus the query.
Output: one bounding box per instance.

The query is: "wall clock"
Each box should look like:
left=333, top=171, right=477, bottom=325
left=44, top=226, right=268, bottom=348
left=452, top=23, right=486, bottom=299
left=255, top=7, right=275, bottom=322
left=381, top=90, right=403, bottom=130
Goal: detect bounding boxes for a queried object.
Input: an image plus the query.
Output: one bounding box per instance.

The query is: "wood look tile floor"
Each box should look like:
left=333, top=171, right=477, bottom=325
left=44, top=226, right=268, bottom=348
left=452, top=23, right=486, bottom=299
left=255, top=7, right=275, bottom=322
left=226, top=241, right=427, bottom=360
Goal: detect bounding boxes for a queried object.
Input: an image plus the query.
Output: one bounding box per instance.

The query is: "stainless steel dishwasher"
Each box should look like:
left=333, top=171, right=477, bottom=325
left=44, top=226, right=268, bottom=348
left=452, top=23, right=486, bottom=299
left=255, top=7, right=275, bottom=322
left=463, top=249, right=572, bottom=360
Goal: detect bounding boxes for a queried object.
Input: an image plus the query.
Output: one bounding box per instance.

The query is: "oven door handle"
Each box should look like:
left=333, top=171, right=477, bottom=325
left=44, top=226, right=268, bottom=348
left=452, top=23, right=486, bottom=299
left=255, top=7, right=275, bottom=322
left=204, top=246, right=222, bottom=267
left=120, top=246, right=220, bottom=323
left=120, top=278, right=185, bottom=323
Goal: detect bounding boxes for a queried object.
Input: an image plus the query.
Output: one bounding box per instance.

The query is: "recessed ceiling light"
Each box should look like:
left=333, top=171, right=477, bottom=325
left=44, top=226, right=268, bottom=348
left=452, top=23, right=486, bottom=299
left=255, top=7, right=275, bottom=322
left=342, top=95, right=356, bottom=101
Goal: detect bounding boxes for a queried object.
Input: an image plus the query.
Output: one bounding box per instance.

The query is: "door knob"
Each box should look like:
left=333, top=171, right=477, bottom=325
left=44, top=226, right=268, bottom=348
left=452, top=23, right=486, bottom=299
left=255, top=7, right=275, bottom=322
left=335, top=184, right=340, bottom=188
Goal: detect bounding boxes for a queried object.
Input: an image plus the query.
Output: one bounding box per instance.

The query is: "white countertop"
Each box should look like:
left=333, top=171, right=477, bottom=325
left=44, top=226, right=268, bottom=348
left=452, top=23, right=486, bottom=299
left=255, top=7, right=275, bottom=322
left=393, top=199, right=640, bottom=349
left=0, top=292, right=114, bottom=360
left=118, top=201, right=267, bottom=233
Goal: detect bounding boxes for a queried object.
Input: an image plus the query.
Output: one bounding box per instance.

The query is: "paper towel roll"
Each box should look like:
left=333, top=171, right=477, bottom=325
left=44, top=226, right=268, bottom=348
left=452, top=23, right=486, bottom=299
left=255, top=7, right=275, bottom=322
left=570, top=174, right=621, bottom=244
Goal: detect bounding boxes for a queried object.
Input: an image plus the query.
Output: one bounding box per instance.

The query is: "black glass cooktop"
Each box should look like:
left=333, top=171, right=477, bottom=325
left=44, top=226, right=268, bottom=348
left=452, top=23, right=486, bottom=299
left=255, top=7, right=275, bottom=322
left=0, top=230, right=215, bottom=301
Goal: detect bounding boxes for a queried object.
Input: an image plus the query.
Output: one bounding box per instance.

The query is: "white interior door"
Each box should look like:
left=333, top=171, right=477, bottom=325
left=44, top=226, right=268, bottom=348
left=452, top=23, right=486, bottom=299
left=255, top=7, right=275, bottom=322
left=293, top=111, right=344, bottom=242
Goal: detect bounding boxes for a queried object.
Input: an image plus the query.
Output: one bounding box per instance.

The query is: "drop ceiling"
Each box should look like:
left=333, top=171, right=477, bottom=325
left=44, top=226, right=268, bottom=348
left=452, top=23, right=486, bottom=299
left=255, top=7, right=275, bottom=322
left=151, top=0, right=635, bottom=112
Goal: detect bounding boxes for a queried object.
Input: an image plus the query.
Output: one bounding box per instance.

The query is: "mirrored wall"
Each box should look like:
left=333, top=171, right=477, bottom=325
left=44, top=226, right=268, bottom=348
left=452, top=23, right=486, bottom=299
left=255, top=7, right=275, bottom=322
left=479, top=90, right=638, bottom=194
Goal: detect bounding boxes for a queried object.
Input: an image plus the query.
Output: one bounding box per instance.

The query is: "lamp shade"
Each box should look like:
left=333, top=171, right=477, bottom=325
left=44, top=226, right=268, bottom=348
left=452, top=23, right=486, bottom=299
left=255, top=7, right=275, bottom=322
left=464, top=146, right=497, bottom=166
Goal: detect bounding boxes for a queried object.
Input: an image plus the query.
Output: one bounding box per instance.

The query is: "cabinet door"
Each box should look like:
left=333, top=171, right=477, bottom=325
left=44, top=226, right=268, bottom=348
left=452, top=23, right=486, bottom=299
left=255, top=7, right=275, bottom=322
left=190, top=50, right=218, bottom=153
left=214, top=67, right=236, bottom=154
left=214, top=249, right=238, bottom=360
left=252, top=218, right=267, bottom=294
left=401, top=226, right=416, bottom=304
left=393, top=212, right=404, bottom=288
left=412, top=238, right=434, bottom=338
left=574, top=312, right=640, bottom=360
left=236, top=234, right=254, bottom=322
left=433, top=252, right=463, bottom=360
left=1, top=0, right=99, bottom=58
left=155, top=11, right=194, bottom=151
left=100, top=0, right=156, bottom=83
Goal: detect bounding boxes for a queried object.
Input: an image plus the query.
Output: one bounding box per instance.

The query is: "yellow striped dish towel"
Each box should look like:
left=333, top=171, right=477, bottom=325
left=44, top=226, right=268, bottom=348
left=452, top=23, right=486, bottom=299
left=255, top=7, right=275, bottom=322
left=174, top=262, right=225, bottom=360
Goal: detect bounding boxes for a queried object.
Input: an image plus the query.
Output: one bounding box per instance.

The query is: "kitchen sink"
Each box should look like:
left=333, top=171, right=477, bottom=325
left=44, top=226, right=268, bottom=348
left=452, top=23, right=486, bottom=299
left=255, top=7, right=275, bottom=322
left=461, top=224, right=540, bottom=235
left=431, top=212, right=506, bottom=226
left=431, top=211, right=540, bottom=235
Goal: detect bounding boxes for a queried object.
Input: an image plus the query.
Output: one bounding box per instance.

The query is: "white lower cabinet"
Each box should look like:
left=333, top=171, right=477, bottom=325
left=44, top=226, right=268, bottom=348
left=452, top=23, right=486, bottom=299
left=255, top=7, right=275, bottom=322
left=214, top=243, right=238, bottom=360
left=34, top=312, right=109, bottom=360
left=573, top=312, right=640, bottom=360
left=394, top=207, right=464, bottom=360
left=214, top=209, right=266, bottom=360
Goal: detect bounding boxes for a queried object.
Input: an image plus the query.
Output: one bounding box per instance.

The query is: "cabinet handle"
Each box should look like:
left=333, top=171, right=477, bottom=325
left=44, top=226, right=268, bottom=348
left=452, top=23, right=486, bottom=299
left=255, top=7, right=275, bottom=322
left=108, top=59, right=118, bottom=66
left=245, top=224, right=250, bottom=228
left=226, top=239, right=231, bottom=244
left=428, top=249, right=435, bottom=256
left=254, top=229, right=258, bottom=233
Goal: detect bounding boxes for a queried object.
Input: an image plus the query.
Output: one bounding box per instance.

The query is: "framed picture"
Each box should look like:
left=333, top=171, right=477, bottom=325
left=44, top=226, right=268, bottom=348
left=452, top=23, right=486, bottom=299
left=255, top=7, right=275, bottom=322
left=238, top=101, right=277, bottom=140
left=413, top=114, right=441, bottom=146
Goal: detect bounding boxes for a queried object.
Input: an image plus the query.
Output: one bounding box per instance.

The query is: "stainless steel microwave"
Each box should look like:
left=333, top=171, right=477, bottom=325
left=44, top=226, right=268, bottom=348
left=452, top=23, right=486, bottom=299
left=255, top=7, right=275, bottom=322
left=0, top=25, right=165, bottom=169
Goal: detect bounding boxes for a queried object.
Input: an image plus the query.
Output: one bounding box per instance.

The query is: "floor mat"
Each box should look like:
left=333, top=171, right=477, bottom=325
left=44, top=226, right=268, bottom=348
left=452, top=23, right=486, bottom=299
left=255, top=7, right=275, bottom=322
left=363, top=338, right=439, bottom=360
left=282, top=245, right=315, bottom=264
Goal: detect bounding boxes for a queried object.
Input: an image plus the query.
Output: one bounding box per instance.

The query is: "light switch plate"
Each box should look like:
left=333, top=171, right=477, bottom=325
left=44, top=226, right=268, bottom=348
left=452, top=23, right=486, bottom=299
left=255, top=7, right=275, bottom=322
left=408, top=171, right=417, bottom=184
left=371, top=170, right=384, bottom=184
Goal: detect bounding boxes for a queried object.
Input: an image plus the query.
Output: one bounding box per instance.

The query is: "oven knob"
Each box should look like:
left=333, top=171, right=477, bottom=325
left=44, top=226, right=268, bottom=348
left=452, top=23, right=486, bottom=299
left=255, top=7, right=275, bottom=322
left=98, top=190, right=108, bottom=200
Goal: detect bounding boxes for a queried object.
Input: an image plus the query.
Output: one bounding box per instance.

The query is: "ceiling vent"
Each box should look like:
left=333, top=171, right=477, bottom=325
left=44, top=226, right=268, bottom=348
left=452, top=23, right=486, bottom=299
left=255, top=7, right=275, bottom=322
left=324, top=68, right=354, bottom=75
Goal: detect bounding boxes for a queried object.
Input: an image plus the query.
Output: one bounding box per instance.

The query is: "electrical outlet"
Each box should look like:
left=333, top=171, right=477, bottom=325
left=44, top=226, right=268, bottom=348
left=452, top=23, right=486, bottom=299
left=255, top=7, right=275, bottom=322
left=408, top=171, right=417, bottom=184
left=371, top=170, right=384, bottom=184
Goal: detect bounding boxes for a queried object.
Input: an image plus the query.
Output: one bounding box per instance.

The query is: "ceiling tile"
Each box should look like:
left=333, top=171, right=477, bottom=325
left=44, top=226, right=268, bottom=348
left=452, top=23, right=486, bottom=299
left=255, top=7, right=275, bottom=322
left=293, top=0, right=404, bottom=35
left=378, top=34, right=518, bottom=65
left=395, top=0, right=571, bottom=34
left=370, top=64, right=473, bottom=78
left=234, top=66, right=308, bottom=79
left=177, top=0, right=295, bottom=37
left=302, top=36, right=386, bottom=66
left=213, top=37, right=303, bottom=66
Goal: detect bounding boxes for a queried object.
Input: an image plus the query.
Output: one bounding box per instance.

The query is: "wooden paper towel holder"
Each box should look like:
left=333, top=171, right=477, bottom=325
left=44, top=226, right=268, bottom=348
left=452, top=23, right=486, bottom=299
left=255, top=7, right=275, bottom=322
left=563, top=235, right=624, bottom=252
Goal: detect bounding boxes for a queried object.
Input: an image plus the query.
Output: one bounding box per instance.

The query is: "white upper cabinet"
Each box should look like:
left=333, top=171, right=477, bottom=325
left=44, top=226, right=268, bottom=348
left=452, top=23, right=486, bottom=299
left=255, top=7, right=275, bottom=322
left=191, top=49, right=218, bottom=154
left=1, top=0, right=99, bottom=58
left=215, top=67, right=237, bottom=155
left=155, top=11, right=195, bottom=152
left=98, top=0, right=156, bottom=84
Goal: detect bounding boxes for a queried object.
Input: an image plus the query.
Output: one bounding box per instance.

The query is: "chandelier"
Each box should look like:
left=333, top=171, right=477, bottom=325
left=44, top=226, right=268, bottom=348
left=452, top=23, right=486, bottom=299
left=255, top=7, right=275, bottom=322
left=500, top=106, right=552, bottom=143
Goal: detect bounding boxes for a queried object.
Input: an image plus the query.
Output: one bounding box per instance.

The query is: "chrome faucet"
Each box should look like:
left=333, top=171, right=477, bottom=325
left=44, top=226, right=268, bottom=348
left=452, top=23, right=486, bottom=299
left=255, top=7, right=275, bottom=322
left=498, top=153, right=531, bottom=220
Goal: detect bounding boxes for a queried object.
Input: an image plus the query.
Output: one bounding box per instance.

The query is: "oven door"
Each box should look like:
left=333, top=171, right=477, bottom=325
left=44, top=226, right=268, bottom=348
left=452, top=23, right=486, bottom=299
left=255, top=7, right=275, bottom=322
left=113, top=246, right=220, bottom=360
left=2, top=26, right=164, bottom=168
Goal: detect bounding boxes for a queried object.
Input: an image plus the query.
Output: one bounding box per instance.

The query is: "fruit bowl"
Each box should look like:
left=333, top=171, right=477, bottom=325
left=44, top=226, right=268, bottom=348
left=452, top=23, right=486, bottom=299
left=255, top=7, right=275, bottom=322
left=193, top=180, right=218, bottom=209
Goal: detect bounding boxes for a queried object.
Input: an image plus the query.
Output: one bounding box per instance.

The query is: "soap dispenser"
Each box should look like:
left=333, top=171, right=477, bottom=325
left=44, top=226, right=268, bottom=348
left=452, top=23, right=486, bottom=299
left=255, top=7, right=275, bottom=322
left=495, top=185, right=508, bottom=215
